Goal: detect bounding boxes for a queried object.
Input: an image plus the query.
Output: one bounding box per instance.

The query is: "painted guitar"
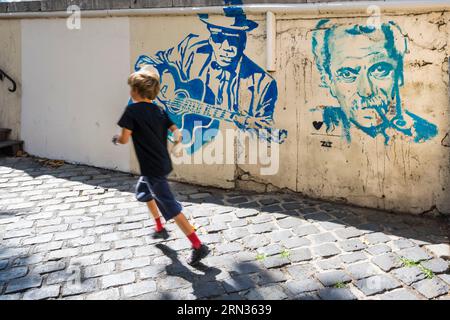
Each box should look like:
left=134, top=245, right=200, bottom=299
left=135, top=55, right=288, bottom=154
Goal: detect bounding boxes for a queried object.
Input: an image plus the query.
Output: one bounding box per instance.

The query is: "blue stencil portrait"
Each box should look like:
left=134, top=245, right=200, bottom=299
left=311, top=19, right=438, bottom=144
left=133, top=5, right=286, bottom=154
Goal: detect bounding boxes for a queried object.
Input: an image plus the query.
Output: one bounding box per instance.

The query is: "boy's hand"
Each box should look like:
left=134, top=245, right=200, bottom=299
left=171, top=142, right=183, bottom=157
left=112, top=135, right=120, bottom=145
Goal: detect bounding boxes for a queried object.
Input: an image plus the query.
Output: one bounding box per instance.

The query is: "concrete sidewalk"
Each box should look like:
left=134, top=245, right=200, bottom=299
left=0, top=156, right=449, bottom=300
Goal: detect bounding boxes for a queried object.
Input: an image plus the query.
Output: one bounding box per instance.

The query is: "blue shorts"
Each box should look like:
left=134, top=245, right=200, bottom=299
left=135, top=175, right=183, bottom=221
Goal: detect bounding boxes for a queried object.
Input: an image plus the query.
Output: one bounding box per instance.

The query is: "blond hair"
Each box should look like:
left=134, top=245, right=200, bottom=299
left=128, top=66, right=160, bottom=100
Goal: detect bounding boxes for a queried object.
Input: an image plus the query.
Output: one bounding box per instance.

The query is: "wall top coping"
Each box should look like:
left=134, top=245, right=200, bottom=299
left=0, top=0, right=449, bottom=15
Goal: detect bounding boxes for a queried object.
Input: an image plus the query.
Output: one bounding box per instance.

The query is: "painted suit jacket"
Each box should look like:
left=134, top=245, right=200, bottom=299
left=145, top=34, right=278, bottom=124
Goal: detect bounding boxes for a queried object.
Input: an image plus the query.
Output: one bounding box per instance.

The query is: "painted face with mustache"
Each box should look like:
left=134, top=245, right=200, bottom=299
left=327, top=28, right=399, bottom=129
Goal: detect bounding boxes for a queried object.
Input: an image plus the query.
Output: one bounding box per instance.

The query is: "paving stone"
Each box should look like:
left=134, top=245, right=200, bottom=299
left=318, top=288, right=357, bottom=300
left=439, top=274, right=450, bottom=285
left=366, top=244, right=392, bottom=256
left=233, top=251, right=257, bottom=263
left=257, top=244, right=284, bottom=257
left=122, top=280, right=157, bottom=298
left=23, top=285, right=61, bottom=300
left=86, top=288, right=120, bottom=300
left=372, top=253, right=403, bottom=272
left=293, top=292, right=321, bottom=300
left=286, top=279, right=322, bottom=296
left=338, top=239, right=367, bottom=252
left=62, top=278, right=98, bottom=296
left=120, top=257, right=151, bottom=270
left=32, top=261, right=66, bottom=274
left=282, top=237, right=311, bottom=249
left=242, top=234, right=270, bottom=250
left=139, top=265, right=166, bottom=279
left=346, top=262, right=380, bottom=279
left=339, top=252, right=368, bottom=264
left=256, top=269, right=288, bottom=285
left=392, top=266, right=426, bottom=285
left=0, top=260, right=8, bottom=270
left=424, top=244, right=450, bottom=259
left=138, top=237, right=163, bottom=251
left=377, top=288, right=421, bottom=300
left=158, top=276, right=191, bottom=291
left=390, top=239, right=416, bottom=250
left=215, top=243, right=243, bottom=255
left=413, top=278, right=449, bottom=299
left=101, top=271, right=135, bottom=289
left=269, top=230, right=293, bottom=242
left=313, top=243, right=341, bottom=258
left=293, top=225, right=320, bottom=237
left=364, top=233, right=391, bottom=245
left=46, top=270, right=75, bottom=285
left=200, top=233, right=222, bottom=245
left=398, top=247, right=432, bottom=263
left=114, top=238, right=144, bottom=249
left=82, top=243, right=111, bottom=254
left=70, top=254, right=102, bottom=266
left=356, top=275, right=401, bottom=296
left=6, top=275, right=43, bottom=293
left=317, top=220, right=344, bottom=231
left=83, top=263, right=116, bottom=278
left=229, top=219, right=247, bottom=228
left=289, top=248, right=312, bottom=263
left=277, top=217, right=304, bottom=229
left=66, top=236, right=96, bottom=247
left=316, top=270, right=352, bottom=287
left=310, top=232, right=338, bottom=245
left=263, top=255, right=290, bottom=269
left=249, top=222, right=277, bottom=234
left=48, top=248, right=79, bottom=260
left=193, top=281, right=225, bottom=298
left=334, top=227, right=364, bottom=239
left=0, top=267, right=28, bottom=281
left=205, top=223, right=228, bottom=233
left=103, top=249, right=133, bottom=262
left=235, top=209, right=259, bottom=218
left=316, top=257, right=344, bottom=270
left=223, top=227, right=250, bottom=241
left=223, top=275, right=255, bottom=293
left=245, top=285, right=288, bottom=300
left=420, top=258, right=449, bottom=273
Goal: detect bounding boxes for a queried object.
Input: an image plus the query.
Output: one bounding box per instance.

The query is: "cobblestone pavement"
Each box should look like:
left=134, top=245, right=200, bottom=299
left=0, top=157, right=449, bottom=300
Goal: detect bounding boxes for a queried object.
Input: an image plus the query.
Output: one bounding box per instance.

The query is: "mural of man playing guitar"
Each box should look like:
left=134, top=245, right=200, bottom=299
left=134, top=6, right=287, bottom=154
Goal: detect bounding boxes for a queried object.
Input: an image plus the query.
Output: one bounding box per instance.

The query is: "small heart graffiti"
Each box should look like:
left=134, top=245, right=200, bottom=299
left=313, top=121, right=324, bottom=130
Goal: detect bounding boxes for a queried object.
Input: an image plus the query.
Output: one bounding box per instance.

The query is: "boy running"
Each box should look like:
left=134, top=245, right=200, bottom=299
left=113, top=66, right=209, bottom=266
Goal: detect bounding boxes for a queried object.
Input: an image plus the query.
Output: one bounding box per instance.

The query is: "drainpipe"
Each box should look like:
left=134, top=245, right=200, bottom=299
left=266, top=11, right=276, bottom=72
left=0, top=1, right=449, bottom=19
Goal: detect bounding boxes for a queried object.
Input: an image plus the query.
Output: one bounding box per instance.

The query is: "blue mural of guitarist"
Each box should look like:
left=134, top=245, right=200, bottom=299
left=134, top=7, right=285, bottom=154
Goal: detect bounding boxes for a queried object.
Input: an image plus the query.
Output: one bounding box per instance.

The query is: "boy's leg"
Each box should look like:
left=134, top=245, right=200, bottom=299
left=148, top=176, right=209, bottom=265
left=173, top=213, right=200, bottom=248
left=173, top=213, right=209, bottom=265
left=146, top=200, right=164, bottom=232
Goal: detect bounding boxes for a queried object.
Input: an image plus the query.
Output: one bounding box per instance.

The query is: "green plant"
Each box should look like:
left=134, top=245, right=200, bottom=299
left=256, top=253, right=267, bottom=261
left=400, top=258, right=435, bottom=279
left=333, top=282, right=347, bottom=289
left=280, top=249, right=290, bottom=258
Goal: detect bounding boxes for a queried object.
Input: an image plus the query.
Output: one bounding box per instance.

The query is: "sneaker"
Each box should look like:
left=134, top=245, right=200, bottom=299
left=187, top=244, right=210, bottom=266
left=152, top=228, right=170, bottom=240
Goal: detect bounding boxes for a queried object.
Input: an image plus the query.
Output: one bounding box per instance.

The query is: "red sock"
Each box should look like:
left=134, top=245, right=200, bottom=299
left=155, top=217, right=164, bottom=232
left=187, top=231, right=202, bottom=249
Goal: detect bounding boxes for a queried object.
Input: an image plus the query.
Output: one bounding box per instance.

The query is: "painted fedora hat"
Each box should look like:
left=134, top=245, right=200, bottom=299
left=199, top=7, right=258, bottom=32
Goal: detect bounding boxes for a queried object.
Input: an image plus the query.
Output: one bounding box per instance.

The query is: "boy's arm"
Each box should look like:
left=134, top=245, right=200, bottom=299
left=113, top=128, right=132, bottom=145
left=169, top=124, right=182, bottom=143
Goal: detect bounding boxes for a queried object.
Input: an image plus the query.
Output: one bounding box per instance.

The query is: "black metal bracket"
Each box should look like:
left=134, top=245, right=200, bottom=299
left=0, top=69, right=17, bottom=93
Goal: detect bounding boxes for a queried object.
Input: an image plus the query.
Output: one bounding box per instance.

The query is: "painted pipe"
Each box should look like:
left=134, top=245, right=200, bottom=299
left=0, top=1, right=449, bottom=19
left=266, top=11, right=276, bottom=72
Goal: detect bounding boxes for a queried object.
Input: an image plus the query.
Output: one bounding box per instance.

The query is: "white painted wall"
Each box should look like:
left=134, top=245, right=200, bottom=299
left=21, top=17, right=131, bottom=172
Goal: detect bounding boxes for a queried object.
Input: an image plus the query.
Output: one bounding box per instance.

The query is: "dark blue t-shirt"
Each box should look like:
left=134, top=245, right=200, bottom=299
left=118, top=102, right=174, bottom=177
